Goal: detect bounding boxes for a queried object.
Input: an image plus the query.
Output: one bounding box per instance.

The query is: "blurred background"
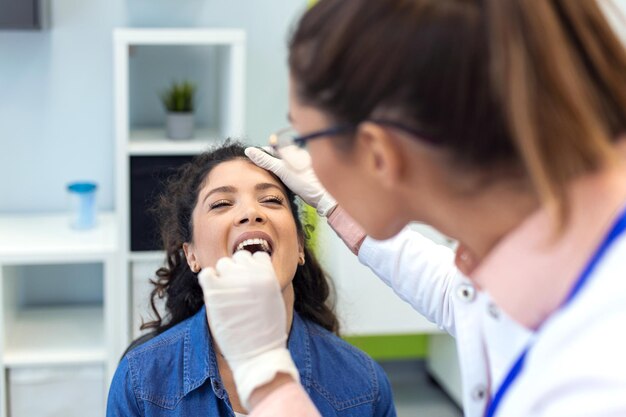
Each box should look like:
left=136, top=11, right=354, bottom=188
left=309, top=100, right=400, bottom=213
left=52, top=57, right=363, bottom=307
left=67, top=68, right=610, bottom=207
left=0, top=1, right=624, bottom=416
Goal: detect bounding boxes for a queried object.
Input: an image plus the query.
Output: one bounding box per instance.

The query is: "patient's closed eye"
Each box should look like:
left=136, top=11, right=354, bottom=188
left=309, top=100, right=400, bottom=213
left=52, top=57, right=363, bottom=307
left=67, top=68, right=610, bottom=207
left=261, top=195, right=284, bottom=205
left=210, top=199, right=232, bottom=210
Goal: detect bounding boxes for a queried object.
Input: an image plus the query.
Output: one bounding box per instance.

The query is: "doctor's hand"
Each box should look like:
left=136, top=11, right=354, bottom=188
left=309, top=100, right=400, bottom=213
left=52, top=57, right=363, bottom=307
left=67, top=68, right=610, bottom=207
left=197, top=250, right=300, bottom=410
left=245, top=147, right=337, bottom=217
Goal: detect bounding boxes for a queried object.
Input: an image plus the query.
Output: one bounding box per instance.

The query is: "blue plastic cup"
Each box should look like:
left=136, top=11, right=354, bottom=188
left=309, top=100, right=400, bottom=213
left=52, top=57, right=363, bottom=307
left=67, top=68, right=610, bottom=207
left=67, top=182, right=98, bottom=230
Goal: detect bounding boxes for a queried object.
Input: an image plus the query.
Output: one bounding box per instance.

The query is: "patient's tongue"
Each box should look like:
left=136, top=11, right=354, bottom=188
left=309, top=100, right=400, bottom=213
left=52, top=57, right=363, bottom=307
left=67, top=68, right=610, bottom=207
left=243, top=244, right=266, bottom=255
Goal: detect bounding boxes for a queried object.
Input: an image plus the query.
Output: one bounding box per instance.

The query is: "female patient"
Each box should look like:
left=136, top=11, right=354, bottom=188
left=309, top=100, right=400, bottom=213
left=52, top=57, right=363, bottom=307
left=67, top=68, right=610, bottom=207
left=106, top=142, right=395, bottom=417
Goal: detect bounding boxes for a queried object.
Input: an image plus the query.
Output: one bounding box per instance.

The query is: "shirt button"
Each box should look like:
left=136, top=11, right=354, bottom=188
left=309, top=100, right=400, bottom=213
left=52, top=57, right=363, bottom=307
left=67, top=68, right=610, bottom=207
left=456, top=283, right=476, bottom=302
left=487, top=302, right=500, bottom=319
left=211, top=379, right=223, bottom=391
left=472, top=384, right=487, bottom=401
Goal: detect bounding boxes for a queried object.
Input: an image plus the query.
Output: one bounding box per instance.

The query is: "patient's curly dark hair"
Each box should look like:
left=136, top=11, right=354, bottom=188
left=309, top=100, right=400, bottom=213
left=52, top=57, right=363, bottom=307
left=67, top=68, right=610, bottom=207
left=138, top=141, right=339, bottom=343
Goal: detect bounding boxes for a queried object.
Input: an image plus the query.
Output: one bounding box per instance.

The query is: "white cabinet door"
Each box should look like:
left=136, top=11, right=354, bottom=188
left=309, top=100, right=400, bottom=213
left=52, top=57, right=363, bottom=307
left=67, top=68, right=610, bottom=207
left=317, top=221, right=450, bottom=336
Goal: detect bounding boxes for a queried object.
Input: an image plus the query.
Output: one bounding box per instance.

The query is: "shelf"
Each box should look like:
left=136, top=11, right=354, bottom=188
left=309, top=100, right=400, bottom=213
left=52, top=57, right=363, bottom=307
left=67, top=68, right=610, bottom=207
left=0, top=212, right=118, bottom=264
left=128, top=251, right=165, bottom=263
left=128, top=128, right=221, bottom=156
left=114, top=28, right=246, bottom=46
left=4, top=306, right=105, bottom=368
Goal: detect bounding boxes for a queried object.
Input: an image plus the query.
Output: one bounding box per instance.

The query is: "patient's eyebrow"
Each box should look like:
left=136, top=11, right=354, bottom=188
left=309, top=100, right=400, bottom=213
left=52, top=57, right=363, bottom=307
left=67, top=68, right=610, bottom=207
left=255, top=183, right=289, bottom=198
left=255, top=183, right=284, bottom=193
left=202, top=185, right=236, bottom=204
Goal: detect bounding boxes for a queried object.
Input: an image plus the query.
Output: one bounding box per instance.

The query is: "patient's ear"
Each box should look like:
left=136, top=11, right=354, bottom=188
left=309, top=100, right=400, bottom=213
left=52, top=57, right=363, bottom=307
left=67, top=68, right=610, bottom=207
left=297, top=235, right=305, bottom=265
left=182, top=242, right=199, bottom=273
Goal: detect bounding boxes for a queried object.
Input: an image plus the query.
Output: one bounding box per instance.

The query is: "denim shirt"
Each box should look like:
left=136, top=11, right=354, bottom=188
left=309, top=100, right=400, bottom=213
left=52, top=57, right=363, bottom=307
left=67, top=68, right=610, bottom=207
left=107, top=306, right=396, bottom=417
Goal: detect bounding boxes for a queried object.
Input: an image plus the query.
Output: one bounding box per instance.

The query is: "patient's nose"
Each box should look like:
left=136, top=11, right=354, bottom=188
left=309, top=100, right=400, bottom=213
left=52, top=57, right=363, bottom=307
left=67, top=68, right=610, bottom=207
left=236, top=204, right=267, bottom=225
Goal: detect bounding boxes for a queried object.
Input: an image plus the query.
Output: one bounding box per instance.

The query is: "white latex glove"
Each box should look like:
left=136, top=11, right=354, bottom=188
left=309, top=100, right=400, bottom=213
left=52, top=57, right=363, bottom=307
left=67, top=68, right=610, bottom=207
left=245, top=146, right=338, bottom=217
left=197, top=250, right=300, bottom=410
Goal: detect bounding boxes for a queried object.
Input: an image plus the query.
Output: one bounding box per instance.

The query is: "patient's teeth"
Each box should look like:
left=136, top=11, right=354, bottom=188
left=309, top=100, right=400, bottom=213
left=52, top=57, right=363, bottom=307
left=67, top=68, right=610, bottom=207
left=235, top=238, right=272, bottom=254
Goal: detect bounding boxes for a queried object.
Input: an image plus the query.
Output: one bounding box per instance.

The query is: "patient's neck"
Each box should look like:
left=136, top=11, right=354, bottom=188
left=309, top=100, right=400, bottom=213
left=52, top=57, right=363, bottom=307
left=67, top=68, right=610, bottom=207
left=214, top=284, right=295, bottom=414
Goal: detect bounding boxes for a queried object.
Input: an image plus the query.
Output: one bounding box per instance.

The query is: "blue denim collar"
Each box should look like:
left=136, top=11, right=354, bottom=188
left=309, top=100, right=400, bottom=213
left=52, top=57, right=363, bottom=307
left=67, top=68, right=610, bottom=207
left=183, top=306, right=312, bottom=396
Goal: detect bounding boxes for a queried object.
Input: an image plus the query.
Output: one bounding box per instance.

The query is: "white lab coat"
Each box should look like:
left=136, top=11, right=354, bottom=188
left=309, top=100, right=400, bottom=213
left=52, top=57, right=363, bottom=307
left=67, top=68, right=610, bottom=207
left=357, top=227, right=626, bottom=417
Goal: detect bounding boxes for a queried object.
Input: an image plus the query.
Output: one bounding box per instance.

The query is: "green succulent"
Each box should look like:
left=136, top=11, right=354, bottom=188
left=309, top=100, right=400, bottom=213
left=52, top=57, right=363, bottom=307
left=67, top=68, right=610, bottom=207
left=160, top=80, right=196, bottom=113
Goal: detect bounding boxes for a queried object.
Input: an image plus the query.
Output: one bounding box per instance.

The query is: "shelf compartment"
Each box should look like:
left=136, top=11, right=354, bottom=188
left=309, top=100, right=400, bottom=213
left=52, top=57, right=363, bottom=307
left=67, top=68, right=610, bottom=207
left=131, top=259, right=166, bottom=340
left=129, top=155, right=196, bottom=251
left=115, top=28, right=245, bottom=161
left=8, top=364, right=105, bottom=417
left=0, top=212, right=117, bottom=264
left=4, top=306, right=105, bottom=367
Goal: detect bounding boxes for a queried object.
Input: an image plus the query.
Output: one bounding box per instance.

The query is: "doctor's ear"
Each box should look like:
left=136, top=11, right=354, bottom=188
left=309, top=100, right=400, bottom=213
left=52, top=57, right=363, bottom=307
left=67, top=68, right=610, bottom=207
left=355, top=122, right=406, bottom=189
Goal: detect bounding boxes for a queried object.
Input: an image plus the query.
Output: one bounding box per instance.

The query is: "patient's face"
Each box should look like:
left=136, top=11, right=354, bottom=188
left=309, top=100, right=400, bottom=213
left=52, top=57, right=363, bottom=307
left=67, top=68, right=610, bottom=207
left=185, top=159, right=302, bottom=290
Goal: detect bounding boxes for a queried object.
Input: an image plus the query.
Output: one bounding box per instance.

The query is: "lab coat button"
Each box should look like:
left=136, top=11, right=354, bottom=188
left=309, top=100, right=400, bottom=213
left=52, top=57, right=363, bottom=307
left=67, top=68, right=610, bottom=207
left=456, top=283, right=476, bottom=302
left=487, top=302, right=500, bottom=319
left=471, top=384, right=487, bottom=401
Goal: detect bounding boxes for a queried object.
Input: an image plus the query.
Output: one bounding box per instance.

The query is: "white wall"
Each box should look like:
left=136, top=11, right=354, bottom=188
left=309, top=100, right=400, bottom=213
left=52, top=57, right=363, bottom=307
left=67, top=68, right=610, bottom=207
left=604, top=0, right=626, bottom=43
left=0, top=0, right=306, bottom=213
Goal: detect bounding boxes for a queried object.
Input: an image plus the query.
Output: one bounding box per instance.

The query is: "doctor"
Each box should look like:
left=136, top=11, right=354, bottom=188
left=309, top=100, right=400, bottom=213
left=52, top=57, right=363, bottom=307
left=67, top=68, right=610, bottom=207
left=199, top=0, right=626, bottom=416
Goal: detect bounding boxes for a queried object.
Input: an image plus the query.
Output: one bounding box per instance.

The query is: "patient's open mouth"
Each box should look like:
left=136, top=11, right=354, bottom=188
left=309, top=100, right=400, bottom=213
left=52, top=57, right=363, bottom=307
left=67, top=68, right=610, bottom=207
left=234, top=238, right=273, bottom=256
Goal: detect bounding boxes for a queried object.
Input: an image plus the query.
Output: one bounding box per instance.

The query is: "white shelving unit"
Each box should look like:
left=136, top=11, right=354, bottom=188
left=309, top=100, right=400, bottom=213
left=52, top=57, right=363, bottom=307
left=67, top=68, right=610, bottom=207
left=113, top=28, right=246, bottom=342
left=0, top=213, right=119, bottom=417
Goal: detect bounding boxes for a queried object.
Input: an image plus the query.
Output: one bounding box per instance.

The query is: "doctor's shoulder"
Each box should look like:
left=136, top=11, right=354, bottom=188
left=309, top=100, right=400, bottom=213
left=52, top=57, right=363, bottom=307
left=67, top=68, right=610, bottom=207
left=295, top=315, right=397, bottom=417
left=505, top=237, right=626, bottom=416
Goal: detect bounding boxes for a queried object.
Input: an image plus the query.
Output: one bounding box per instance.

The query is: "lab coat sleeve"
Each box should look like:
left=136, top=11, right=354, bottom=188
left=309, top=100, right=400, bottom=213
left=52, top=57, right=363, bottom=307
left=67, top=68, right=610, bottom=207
left=106, top=357, right=142, bottom=416
left=357, top=227, right=462, bottom=337
left=250, top=382, right=322, bottom=417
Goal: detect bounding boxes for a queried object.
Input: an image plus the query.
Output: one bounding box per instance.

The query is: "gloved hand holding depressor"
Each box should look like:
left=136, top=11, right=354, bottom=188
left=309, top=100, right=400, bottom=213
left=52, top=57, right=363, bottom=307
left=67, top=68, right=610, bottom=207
left=245, top=147, right=337, bottom=217
left=197, top=250, right=300, bottom=410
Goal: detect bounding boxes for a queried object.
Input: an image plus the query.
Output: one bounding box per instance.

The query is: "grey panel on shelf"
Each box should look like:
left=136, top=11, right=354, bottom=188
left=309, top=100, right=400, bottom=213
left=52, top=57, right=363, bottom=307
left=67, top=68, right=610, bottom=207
left=14, top=263, right=103, bottom=307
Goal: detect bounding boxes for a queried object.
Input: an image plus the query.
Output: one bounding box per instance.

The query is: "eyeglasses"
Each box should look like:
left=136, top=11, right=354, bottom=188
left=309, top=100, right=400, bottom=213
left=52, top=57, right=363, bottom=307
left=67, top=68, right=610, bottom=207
left=269, top=125, right=354, bottom=150
left=269, top=119, right=435, bottom=171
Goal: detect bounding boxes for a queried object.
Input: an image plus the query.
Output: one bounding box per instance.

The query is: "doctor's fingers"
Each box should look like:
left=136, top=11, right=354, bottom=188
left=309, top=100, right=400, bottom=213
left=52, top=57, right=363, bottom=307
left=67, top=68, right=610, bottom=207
left=232, top=250, right=273, bottom=271
left=251, top=251, right=272, bottom=267
left=198, top=266, right=246, bottom=291
left=215, top=255, right=248, bottom=278
left=245, top=147, right=284, bottom=174
left=197, top=267, right=218, bottom=291
left=212, top=254, right=258, bottom=284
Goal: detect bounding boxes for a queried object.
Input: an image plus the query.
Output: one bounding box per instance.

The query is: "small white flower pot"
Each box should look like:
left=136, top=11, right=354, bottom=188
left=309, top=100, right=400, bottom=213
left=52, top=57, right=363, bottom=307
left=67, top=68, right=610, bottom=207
left=166, top=112, right=194, bottom=140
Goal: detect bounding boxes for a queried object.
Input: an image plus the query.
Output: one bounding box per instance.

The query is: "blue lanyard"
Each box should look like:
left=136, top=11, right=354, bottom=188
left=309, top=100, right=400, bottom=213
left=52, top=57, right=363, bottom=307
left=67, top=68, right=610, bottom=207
left=485, top=206, right=626, bottom=417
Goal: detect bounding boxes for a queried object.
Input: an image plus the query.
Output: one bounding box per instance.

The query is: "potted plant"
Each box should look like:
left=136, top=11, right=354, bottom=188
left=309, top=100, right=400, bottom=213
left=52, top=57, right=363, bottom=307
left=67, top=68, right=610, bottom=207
left=160, top=80, right=197, bottom=140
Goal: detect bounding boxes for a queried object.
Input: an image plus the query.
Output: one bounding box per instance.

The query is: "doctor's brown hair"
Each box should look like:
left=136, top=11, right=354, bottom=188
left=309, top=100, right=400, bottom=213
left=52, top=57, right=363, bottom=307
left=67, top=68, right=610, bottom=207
left=289, top=0, right=626, bottom=223
left=134, top=142, right=338, bottom=345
